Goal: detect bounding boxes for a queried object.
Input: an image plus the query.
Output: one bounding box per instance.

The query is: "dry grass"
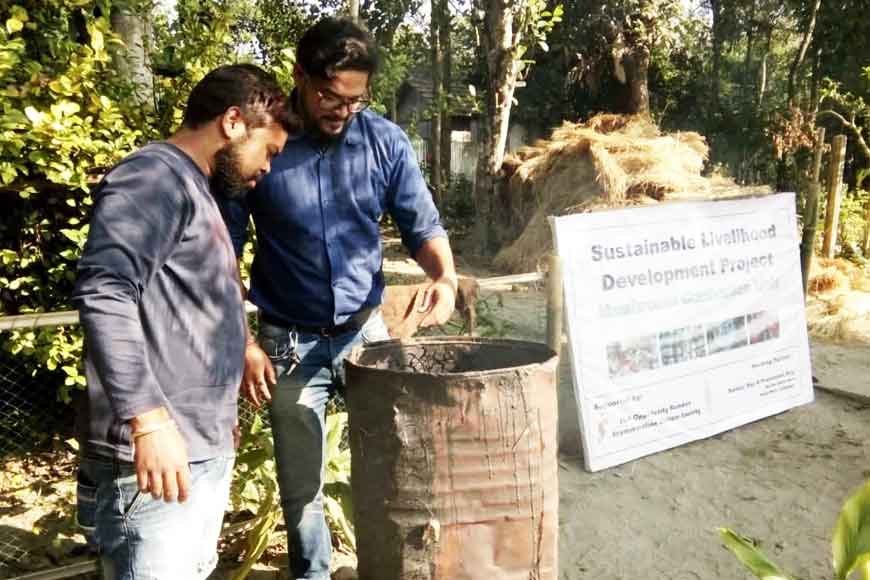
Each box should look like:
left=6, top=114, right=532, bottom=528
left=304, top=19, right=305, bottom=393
left=806, top=258, right=870, bottom=341
left=493, top=113, right=716, bottom=273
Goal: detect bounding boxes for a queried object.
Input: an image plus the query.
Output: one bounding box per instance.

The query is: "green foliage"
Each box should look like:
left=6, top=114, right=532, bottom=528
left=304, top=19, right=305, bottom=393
left=0, top=4, right=149, bottom=195
left=370, top=41, right=415, bottom=116
left=441, top=175, right=474, bottom=221
left=718, top=529, right=793, bottom=580
left=229, top=408, right=354, bottom=578
left=820, top=74, right=870, bottom=126
left=236, top=0, right=325, bottom=65
left=837, top=189, right=870, bottom=260
left=515, top=0, right=562, bottom=60
left=833, top=482, right=870, bottom=580
left=150, top=0, right=261, bottom=135
left=720, top=481, right=870, bottom=580
left=0, top=1, right=153, bottom=403
left=0, top=0, right=304, bottom=438
left=228, top=410, right=280, bottom=580
left=322, top=411, right=355, bottom=552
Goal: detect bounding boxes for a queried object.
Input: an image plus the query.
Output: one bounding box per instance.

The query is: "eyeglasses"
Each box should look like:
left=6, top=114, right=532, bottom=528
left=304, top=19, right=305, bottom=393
left=315, top=87, right=371, bottom=114
left=303, top=73, right=371, bottom=114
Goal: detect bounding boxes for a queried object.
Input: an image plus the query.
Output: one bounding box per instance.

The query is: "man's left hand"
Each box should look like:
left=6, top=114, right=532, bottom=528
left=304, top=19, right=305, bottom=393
left=417, top=276, right=457, bottom=327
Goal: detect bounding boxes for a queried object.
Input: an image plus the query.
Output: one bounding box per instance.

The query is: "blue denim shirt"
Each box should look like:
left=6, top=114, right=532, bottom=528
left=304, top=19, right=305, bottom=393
left=219, top=110, right=446, bottom=327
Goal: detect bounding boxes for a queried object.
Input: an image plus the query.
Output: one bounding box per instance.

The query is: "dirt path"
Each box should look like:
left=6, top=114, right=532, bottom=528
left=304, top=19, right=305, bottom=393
left=558, top=389, right=868, bottom=579
left=811, top=341, right=870, bottom=400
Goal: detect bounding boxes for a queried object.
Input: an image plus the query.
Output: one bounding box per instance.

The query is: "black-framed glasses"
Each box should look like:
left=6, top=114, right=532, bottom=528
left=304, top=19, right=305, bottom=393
left=303, top=73, right=371, bottom=114
left=315, top=87, right=371, bottom=114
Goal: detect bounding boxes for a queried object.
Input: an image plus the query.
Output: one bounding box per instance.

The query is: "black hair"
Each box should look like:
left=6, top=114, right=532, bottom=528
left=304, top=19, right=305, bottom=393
left=181, top=64, right=295, bottom=132
left=297, top=17, right=379, bottom=80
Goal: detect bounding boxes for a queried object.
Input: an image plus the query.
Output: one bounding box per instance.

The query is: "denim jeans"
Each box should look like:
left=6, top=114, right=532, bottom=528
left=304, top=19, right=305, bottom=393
left=259, top=312, right=390, bottom=580
left=77, top=454, right=234, bottom=579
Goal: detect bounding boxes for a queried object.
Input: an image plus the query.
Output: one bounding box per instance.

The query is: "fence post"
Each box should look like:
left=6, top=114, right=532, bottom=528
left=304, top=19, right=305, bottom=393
left=800, top=182, right=821, bottom=295
left=546, top=254, right=563, bottom=354
left=812, top=127, right=826, bottom=184
left=822, top=134, right=847, bottom=258
left=800, top=127, right=826, bottom=295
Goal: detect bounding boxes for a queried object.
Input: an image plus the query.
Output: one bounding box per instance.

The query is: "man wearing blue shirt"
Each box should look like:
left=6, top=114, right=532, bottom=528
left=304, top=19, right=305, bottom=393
left=219, top=18, right=457, bottom=579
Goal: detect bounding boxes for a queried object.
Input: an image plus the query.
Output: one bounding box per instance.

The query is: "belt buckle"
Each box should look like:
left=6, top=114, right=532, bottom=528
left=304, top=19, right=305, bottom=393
left=318, top=326, right=331, bottom=337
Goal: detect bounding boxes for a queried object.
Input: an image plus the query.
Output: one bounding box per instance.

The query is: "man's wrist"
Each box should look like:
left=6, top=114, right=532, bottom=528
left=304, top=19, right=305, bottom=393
left=129, top=407, right=170, bottom=432
left=132, top=419, right=175, bottom=440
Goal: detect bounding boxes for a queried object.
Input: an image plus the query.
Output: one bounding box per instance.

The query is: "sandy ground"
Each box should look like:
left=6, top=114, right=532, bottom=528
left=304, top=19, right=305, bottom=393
left=2, top=286, right=869, bottom=580
left=557, top=387, right=869, bottom=580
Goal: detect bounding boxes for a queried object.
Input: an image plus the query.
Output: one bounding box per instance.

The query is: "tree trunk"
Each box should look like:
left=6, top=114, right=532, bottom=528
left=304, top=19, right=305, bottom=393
left=710, top=0, right=723, bottom=113
left=429, top=0, right=444, bottom=206
left=786, top=0, right=822, bottom=106
left=818, top=110, right=870, bottom=163
left=110, top=7, right=153, bottom=107
left=743, top=0, right=756, bottom=104
left=810, top=46, right=822, bottom=112
left=756, top=26, right=772, bottom=111
left=473, top=0, right=521, bottom=252
left=623, top=47, right=650, bottom=114
left=439, top=0, right=452, bottom=192
left=348, top=0, right=361, bottom=23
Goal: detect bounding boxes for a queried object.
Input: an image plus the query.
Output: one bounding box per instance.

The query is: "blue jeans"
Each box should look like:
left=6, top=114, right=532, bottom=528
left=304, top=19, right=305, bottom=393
left=77, top=454, right=234, bottom=579
left=259, top=312, right=389, bottom=580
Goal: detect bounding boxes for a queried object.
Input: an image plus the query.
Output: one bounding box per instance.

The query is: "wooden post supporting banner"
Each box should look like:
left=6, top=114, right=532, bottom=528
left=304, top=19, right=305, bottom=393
left=822, top=134, right=847, bottom=258
left=546, top=254, right=563, bottom=354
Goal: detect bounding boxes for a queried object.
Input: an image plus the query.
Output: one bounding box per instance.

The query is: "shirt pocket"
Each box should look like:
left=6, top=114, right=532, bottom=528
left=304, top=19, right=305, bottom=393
left=339, top=149, right=383, bottom=223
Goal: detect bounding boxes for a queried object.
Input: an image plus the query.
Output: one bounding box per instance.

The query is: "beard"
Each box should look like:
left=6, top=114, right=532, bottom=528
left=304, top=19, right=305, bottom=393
left=306, top=112, right=350, bottom=144
left=295, top=91, right=350, bottom=144
left=211, top=139, right=257, bottom=200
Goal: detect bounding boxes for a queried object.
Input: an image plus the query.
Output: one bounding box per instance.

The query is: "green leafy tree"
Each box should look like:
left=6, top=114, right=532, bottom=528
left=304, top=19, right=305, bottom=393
left=471, top=0, right=562, bottom=250
left=0, top=1, right=154, bottom=411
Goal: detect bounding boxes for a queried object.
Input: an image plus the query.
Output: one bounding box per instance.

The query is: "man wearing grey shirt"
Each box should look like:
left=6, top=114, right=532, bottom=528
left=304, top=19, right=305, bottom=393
left=71, top=64, right=294, bottom=579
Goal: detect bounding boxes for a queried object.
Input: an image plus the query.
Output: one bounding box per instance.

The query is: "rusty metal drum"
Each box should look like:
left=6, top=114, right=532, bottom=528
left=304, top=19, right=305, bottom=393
left=344, top=336, right=559, bottom=580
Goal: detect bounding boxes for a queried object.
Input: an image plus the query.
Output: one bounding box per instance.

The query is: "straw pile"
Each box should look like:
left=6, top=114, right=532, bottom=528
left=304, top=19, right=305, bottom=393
left=493, top=114, right=712, bottom=273
left=806, top=258, right=870, bottom=341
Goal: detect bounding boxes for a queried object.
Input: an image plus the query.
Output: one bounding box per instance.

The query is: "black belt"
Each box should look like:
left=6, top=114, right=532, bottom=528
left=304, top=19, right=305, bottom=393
left=260, top=308, right=376, bottom=337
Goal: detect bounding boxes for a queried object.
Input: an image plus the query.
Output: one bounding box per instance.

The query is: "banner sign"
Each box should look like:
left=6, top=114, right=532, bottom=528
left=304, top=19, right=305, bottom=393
left=551, top=193, right=813, bottom=471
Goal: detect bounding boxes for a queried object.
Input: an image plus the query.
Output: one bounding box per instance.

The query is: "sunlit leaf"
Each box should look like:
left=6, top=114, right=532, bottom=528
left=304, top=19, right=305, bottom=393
left=6, top=17, right=23, bottom=34
left=833, top=482, right=870, bottom=580
left=24, top=106, right=43, bottom=124
left=719, top=528, right=793, bottom=580
left=91, top=29, right=104, bottom=52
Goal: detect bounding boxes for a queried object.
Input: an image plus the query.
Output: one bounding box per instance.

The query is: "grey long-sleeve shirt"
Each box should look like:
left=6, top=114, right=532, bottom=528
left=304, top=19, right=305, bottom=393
left=72, top=142, right=245, bottom=462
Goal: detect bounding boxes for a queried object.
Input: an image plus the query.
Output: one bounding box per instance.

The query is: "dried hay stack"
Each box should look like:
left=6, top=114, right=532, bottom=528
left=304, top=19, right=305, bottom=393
left=806, top=258, right=870, bottom=342
left=493, top=114, right=712, bottom=273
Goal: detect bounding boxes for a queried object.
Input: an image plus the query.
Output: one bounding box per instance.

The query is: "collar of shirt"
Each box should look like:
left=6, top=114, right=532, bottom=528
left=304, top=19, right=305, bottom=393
left=285, top=115, right=363, bottom=149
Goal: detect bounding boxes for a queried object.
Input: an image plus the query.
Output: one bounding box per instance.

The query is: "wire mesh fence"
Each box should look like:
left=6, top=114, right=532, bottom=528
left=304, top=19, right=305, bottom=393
left=0, top=322, right=84, bottom=578
left=0, top=312, right=275, bottom=579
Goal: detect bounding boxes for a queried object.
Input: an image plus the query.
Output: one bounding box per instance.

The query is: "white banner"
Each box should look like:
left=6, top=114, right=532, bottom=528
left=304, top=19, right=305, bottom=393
left=551, top=193, right=814, bottom=471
